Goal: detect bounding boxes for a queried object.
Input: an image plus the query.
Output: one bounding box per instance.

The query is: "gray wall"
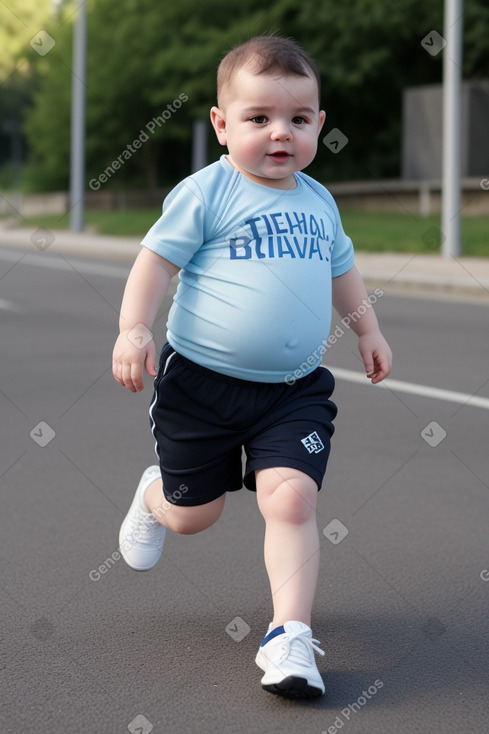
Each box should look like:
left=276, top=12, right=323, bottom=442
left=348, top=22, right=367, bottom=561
left=402, top=81, right=489, bottom=179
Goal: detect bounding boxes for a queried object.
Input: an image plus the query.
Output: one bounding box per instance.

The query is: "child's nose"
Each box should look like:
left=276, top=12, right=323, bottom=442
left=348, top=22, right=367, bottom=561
left=270, top=122, right=293, bottom=141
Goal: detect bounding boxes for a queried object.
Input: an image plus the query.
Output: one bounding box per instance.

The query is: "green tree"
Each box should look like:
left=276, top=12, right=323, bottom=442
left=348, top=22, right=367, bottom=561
left=0, top=0, right=53, bottom=81
left=0, top=0, right=53, bottom=188
left=24, top=0, right=278, bottom=190
left=22, top=0, right=489, bottom=192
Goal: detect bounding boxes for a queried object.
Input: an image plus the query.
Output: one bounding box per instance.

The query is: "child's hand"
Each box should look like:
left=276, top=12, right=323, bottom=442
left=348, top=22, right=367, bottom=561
left=112, top=331, right=157, bottom=393
left=358, top=330, right=392, bottom=384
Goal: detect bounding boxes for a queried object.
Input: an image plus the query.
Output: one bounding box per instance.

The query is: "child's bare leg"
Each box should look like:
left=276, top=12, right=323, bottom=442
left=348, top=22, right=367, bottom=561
left=256, top=467, right=319, bottom=628
left=144, top=478, right=226, bottom=534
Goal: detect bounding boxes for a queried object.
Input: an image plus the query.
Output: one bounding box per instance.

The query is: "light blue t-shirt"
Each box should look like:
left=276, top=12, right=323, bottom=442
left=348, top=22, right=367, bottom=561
left=142, top=155, right=355, bottom=382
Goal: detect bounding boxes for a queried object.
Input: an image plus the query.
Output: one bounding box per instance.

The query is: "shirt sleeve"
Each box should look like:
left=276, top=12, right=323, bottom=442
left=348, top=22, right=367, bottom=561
left=329, top=196, right=355, bottom=277
left=299, top=173, right=355, bottom=278
left=140, top=177, right=207, bottom=268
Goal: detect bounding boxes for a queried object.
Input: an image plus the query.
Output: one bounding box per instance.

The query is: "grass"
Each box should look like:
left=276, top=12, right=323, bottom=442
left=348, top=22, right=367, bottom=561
left=341, top=210, right=489, bottom=256
left=19, top=209, right=163, bottom=237
left=12, top=208, right=489, bottom=256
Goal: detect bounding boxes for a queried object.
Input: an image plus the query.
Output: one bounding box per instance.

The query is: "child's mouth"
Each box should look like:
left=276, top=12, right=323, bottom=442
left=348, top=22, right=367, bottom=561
left=267, top=152, right=291, bottom=163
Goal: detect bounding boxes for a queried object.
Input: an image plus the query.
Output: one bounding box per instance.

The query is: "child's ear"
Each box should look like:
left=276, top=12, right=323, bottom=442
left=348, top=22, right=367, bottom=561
left=317, top=110, right=326, bottom=135
left=210, top=106, right=227, bottom=145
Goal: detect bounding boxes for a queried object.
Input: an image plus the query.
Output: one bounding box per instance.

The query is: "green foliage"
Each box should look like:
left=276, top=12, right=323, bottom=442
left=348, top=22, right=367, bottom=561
left=19, top=207, right=489, bottom=256
left=0, top=0, right=53, bottom=183
left=22, top=22, right=72, bottom=191
left=0, top=0, right=53, bottom=81
left=294, top=0, right=444, bottom=181
left=15, top=0, right=489, bottom=192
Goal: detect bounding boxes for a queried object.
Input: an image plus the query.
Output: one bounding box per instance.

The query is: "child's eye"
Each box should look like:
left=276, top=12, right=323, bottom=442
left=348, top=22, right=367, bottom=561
left=292, top=116, right=307, bottom=125
left=250, top=115, right=268, bottom=124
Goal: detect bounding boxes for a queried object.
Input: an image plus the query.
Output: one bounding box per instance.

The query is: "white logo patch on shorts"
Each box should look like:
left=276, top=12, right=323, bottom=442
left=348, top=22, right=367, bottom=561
left=301, top=431, right=324, bottom=454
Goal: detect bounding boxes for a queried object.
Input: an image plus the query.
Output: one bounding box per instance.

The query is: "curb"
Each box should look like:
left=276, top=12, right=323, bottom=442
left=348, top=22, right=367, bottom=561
left=0, top=226, right=140, bottom=262
left=1, top=225, right=488, bottom=301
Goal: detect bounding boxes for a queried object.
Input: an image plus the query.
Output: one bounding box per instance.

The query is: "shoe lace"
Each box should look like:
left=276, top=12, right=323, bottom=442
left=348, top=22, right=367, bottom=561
left=310, top=637, right=325, bottom=657
left=283, top=631, right=325, bottom=666
left=126, top=510, right=160, bottom=546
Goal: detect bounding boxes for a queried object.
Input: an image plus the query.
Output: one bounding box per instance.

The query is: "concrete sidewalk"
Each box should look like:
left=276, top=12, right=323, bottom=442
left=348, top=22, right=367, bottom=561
left=1, top=221, right=488, bottom=300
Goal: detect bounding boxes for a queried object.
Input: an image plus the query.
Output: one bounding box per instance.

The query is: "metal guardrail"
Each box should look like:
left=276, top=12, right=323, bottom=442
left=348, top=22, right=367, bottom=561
left=1, top=178, right=488, bottom=218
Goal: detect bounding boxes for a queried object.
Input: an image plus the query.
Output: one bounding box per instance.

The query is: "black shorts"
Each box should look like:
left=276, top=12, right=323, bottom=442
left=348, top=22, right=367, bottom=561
left=149, top=343, right=338, bottom=506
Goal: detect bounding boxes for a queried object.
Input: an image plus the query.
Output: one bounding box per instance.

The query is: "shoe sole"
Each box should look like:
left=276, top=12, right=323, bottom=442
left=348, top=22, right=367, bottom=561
left=262, top=676, right=324, bottom=699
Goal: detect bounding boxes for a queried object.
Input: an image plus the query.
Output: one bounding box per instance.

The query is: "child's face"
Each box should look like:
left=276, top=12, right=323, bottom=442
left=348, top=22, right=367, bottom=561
left=211, top=66, right=326, bottom=190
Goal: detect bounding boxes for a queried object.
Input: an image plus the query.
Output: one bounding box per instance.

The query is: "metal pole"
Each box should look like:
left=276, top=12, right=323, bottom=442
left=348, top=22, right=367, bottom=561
left=191, top=120, right=208, bottom=173
left=70, top=0, right=87, bottom=233
left=441, top=0, right=463, bottom=258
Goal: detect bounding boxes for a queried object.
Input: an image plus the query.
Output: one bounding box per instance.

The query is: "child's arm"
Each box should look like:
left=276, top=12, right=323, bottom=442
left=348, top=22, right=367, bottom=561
left=332, top=265, right=392, bottom=384
left=112, top=247, right=180, bottom=393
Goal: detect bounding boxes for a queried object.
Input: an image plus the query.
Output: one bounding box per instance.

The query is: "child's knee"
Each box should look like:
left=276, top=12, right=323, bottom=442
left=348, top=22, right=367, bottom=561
left=166, top=494, right=225, bottom=534
left=169, top=510, right=209, bottom=535
left=258, top=472, right=318, bottom=525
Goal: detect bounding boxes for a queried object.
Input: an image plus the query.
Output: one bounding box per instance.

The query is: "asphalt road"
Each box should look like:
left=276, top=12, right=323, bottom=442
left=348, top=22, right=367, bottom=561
left=1, top=247, right=489, bottom=734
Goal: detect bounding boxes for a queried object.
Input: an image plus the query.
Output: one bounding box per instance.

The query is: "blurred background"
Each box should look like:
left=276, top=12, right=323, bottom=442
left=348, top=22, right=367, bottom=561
left=1, top=0, right=488, bottom=252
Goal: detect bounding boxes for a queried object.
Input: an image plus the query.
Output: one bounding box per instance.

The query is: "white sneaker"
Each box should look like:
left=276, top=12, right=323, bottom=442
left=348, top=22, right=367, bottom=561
left=255, top=621, right=325, bottom=698
left=119, top=466, right=166, bottom=571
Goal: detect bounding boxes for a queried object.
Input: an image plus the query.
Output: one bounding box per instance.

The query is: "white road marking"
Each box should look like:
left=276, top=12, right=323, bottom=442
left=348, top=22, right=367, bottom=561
left=1, top=249, right=487, bottom=412
left=330, top=366, right=489, bottom=411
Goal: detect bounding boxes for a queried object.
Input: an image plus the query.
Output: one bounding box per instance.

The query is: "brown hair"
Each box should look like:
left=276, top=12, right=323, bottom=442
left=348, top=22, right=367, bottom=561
left=217, top=35, right=321, bottom=107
